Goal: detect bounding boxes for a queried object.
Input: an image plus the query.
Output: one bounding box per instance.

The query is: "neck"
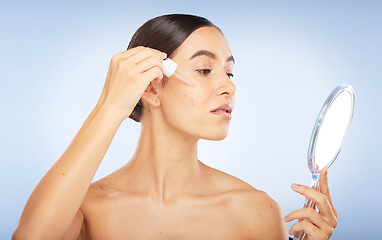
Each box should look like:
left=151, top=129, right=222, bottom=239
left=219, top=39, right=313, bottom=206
left=126, top=113, right=201, bottom=202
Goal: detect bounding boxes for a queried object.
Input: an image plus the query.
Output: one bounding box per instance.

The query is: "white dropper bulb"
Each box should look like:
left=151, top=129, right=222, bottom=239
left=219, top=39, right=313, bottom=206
left=163, top=58, right=196, bottom=87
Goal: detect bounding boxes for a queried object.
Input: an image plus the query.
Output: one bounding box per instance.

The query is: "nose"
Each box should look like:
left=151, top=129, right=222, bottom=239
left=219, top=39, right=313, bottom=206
left=216, top=71, right=236, bottom=96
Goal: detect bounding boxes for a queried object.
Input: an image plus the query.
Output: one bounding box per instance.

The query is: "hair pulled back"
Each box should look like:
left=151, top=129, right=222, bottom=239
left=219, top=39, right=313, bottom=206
left=127, top=14, right=217, bottom=122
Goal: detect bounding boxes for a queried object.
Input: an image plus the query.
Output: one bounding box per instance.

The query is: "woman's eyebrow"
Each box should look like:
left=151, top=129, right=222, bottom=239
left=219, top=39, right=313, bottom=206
left=189, top=50, right=235, bottom=64
left=189, top=50, right=216, bottom=60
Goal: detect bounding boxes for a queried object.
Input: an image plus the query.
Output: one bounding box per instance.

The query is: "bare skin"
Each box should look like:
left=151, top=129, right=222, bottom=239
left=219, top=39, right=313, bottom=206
left=72, top=164, right=285, bottom=240
left=13, top=26, right=336, bottom=240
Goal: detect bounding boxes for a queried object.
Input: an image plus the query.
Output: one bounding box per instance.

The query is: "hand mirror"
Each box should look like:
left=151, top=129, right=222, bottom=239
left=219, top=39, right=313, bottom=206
left=294, top=84, right=355, bottom=240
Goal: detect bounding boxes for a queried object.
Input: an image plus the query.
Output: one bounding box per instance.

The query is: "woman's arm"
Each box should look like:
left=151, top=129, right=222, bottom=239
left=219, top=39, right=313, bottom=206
left=12, top=47, right=166, bottom=240
left=284, top=167, right=338, bottom=240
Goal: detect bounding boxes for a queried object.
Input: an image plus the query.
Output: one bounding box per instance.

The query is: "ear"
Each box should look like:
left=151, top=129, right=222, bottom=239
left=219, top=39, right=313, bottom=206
left=141, top=82, right=160, bottom=107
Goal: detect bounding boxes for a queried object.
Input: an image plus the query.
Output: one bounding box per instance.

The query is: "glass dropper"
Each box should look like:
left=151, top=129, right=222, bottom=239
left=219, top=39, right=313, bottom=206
left=163, top=58, right=196, bottom=87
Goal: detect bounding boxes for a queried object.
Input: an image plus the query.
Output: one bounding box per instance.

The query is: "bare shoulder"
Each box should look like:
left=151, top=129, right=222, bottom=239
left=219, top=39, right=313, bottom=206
left=199, top=162, right=255, bottom=192
left=81, top=167, right=130, bottom=211
left=231, top=189, right=288, bottom=239
left=86, top=167, right=127, bottom=196
left=201, top=163, right=289, bottom=239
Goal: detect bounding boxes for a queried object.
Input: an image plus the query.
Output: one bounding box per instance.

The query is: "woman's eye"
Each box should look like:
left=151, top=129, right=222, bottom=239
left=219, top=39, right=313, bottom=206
left=197, top=69, right=212, bottom=75
left=197, top=69, right=234, bottom=79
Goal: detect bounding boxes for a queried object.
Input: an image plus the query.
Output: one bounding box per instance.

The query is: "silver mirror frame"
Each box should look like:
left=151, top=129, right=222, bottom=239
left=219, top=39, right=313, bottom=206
left=307, top=84, right=355, bottom=174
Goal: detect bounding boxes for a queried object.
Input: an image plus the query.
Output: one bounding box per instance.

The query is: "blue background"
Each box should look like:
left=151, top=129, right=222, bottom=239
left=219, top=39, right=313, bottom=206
left=1, top=1, right=381, bottom=238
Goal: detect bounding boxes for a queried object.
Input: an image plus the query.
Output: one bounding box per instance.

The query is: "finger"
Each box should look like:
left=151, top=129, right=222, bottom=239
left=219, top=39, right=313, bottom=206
left=289, top=220, right=332, bottom=239
left=110, top=46, right=146, bottom=64
left=111, top=47, right=166, bottom=71
left=130, top=55, right=164, bottom=75
left=140, top=66, right=164, bottom=85
left=109, top=48, right=165, bottom=90
left=126, top=47, right=167, bottom=65
left=319, top=167, right=337, bottom=217
left=292, top=184, right=334, bottom=217
left=115, top=46, right=161, bottom=61
left=292, top=184, right=337, bottom=227
left=319, top=168, right=330, bottom=201
left=284, top=208, right=327, bottom=229
left=288, top=219, right=320, bottom=236
left=113, top=50, right=165, bottom=81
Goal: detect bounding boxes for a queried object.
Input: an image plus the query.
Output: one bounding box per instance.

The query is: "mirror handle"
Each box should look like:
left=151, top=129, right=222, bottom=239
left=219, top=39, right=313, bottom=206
left=293, top=175, right=320, bottom=240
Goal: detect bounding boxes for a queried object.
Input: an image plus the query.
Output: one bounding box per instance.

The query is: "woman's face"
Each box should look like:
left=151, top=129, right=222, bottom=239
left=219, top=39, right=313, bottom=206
left=158, top=26, right=235, bottom=141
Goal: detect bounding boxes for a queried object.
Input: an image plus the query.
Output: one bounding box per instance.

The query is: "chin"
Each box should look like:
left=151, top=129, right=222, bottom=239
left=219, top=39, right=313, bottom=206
left=195, top=122, right=231, bottom=141
left=200, top=130, right=229, bottom=141
left=206, top=136, right=228, bottom=141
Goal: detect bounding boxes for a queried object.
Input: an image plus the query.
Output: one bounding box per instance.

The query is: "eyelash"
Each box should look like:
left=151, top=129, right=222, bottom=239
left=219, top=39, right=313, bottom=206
left=198, top=69, right=212, bottom=75
left=197, top=69, right=234, bottom=79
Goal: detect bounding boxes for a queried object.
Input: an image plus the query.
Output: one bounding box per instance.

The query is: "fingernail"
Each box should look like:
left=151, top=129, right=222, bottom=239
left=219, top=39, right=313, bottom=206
left=162, top=52, right=167, bottom=59
left=291, top=183, right=299, bottom=190
left=284, top=215, right=288, bottom=221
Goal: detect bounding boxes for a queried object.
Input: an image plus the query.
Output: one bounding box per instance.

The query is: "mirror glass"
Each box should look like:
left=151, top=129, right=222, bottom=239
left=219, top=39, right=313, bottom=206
left=308, top=84, right=355, bottom=173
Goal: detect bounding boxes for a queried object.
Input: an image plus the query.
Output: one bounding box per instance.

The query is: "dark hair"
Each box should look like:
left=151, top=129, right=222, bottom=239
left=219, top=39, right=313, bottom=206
left=127, top=14, right=218, bottom=122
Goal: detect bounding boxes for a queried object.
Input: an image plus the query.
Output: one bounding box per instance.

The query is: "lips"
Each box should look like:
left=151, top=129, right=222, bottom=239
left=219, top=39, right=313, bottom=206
left=210, top=104, right=233, bottom=120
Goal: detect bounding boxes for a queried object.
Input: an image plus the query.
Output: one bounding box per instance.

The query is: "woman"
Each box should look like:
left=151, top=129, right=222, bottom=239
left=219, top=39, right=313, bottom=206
left=13, top=14, right=337, bottom=240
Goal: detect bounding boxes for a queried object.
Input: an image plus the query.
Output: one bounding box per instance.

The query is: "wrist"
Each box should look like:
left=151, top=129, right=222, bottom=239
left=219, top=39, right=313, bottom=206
left=91, top=102, right=128, bottom=126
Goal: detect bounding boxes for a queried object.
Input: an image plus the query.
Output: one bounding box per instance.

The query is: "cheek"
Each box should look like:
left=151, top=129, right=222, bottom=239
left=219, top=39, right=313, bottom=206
left=163, top=78, right=204, bottom=104
left=159, top=84, right=210, bottom=124
left=159, top=87, right=230, bottom=140
left=181, top=93, right=195, bottom=106
left=180, top=92, right=207, bottom=109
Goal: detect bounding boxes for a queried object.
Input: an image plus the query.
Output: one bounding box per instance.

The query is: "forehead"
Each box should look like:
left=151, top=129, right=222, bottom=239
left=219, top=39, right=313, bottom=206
left=172, top=26, right=232, bottom=61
